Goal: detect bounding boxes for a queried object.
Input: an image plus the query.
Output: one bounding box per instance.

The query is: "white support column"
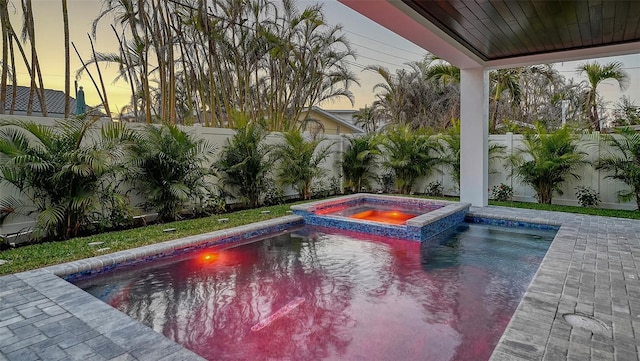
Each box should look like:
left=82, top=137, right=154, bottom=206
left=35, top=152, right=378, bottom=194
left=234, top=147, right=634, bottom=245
left=460, top=68, right=489, bottom=207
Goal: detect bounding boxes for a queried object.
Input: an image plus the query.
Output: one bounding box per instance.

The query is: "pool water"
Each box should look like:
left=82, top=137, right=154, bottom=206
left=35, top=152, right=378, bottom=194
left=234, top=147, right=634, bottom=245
left=345, top=206, right=419, bottom=225
left=75, top=223, right=555, bottom=361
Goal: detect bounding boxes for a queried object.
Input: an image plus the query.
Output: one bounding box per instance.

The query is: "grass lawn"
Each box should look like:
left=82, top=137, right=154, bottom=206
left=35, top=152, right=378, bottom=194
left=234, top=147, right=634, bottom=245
left=0, top=196, right=638, bottom=276
left=0, top=203, right=298, bottom=276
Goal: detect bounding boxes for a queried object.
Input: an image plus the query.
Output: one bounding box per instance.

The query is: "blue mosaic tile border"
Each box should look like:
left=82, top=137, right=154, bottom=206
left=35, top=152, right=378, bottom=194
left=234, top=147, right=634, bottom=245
left=465, top=215, right=560, bottom=231
left=301, top=213, right=414, bottom=240
left=53, top=216, right=304, bottom=282
left=418, top=209, right=468, bottom=240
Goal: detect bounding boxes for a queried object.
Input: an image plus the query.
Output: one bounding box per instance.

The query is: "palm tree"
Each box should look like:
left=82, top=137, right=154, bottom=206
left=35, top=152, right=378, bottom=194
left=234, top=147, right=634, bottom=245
left=508, top=123, right=589, bottom=204
left=490, top=68, right=521, bottom=133
left=129, top=124, right=217, bottom=221
left=0, top=117, right=135, bottom=239
left=596, top=127, right=640, bottom=209
left=382, top=124, right=445, bottom=194
left=425, top=60, right=460, bottom=86
left=369, top=58, right=461, bottom=130
left=612, top=96, right=640, bottom=126
left=577, top=61, right=629, bottom=131
left=272, top=130, right=333, bottom=200
left=353, top=105, right=380, bottom=133
left=341, top=133, right=381, bottom=193
left=214, top=122, right=273, bottom=208
left=439, top=119, right=505, bottom=192
left=367, top=65, right=414, bottom=124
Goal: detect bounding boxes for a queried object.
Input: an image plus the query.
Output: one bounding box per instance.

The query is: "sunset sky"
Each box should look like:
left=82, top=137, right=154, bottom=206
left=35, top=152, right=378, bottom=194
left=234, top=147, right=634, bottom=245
left=7, top=0, right=640, bottom=114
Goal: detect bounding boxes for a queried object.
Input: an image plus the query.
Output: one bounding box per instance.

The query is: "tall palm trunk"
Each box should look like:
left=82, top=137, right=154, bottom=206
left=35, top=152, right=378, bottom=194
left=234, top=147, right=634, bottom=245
left=592, top=101, right=600, bottom=131
left=0, top=0, right=9, bottom=115
left=21, top=0, right=47, bottom=116
left=62, top=0, right=70, bottom=118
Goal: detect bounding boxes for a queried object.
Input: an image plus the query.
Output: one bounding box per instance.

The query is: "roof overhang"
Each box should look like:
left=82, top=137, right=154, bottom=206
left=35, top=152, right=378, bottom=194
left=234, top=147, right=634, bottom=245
left=339, top=0, right=640, bottom=70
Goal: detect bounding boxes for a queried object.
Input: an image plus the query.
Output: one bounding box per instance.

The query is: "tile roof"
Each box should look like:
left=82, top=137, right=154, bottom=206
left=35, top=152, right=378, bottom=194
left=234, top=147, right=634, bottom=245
left=2, top=85, right=77, bottom=116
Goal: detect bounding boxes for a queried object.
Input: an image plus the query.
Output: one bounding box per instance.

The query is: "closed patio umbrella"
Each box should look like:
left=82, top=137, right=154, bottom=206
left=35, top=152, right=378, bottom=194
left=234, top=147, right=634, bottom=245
left=75, top=86, right=86, bottom=115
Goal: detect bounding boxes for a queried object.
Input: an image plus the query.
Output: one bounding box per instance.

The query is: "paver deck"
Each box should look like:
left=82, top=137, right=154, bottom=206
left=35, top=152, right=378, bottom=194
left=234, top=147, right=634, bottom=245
left=0, top=206, right=639, bottom=361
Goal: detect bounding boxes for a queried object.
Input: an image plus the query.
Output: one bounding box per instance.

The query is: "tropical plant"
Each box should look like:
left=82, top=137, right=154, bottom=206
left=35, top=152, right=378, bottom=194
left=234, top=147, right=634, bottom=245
left=0, top=117, right=134, bottom=239
left=424, top=181, right=443, bottom=197
left=90, top=0, right=357, bottom=129
left=508, top=124, right=589, bottom=204
left=382, top=125, right=445, bottom=194
left=367, top=65, right=415, bottom=124
left=491, top=183, right=513, bottom=202
left=596, top=127, right=640, bottom=209
left=368, top=57, right=460, bottom=130
left=340, top=134, right=381, bottom=193
left=378, top=172, right=395, bottom=193
left=425, top=58, right=460, bottom=86
left=214, top=122, right=272, bottom=209
left=612, top=96, right=640, bottom=126
left=272, top=130, right=333, bottom=200
left=575, top=186, right=600, bottom=208
left=490, top=68, right=521, bottom=133
left=129, top=124, right=216, bottom=221
left=353, top=105, right=381, bottom=133
left=439, top=119, right=506, bottom=191
left=577, top=61, right=629, bottom=131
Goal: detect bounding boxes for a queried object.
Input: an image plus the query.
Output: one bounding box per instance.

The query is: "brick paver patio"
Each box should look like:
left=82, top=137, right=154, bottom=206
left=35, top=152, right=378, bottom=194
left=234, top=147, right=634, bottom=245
left=1, top=206, right=639, bottom=360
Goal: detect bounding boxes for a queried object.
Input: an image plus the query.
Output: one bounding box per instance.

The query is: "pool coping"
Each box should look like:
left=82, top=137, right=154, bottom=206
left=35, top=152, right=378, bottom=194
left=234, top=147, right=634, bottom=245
left=1, top=205, right=639, bottom=360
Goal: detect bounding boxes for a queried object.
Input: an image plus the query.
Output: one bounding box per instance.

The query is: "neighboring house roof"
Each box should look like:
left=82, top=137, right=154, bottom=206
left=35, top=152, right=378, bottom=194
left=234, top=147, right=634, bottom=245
left=2, top=85, right=77, bottom=116
left=307, top=106, right=364, bottom=134
left=324, top=109, right=357, bottom=122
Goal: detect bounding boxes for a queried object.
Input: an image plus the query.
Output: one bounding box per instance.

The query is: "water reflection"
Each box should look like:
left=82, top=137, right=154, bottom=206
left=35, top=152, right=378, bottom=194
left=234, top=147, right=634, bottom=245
left=77, top=223, right=554, bottom=361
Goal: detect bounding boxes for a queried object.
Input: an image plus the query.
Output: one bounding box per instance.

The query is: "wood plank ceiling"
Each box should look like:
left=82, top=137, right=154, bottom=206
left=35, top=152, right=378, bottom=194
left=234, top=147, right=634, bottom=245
left=402, top=0, right=640, bottom=61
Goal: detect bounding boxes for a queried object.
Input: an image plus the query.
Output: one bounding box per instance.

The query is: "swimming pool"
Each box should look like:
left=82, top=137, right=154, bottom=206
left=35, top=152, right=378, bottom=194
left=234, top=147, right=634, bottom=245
left=73, top=222, right=556, bottom=361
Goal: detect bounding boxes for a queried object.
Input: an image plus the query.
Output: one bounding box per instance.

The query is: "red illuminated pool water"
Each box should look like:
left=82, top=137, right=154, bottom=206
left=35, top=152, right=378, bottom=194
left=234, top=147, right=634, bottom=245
left=76, top=223, right=554, bottom=361
left=349, top=209, right=416, bottom=224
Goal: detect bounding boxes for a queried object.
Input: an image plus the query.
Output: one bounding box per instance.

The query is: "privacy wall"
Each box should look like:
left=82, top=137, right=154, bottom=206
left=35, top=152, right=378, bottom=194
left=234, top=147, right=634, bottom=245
left=0, top=117, right=636, bottom=237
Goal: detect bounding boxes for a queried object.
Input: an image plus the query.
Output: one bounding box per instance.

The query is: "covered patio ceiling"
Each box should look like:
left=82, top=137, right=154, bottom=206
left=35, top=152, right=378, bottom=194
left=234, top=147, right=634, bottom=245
left=340, top=0, right=640, bottom=69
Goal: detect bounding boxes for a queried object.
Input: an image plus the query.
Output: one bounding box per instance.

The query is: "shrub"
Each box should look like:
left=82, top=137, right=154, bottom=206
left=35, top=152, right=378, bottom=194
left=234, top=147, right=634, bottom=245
left=193, top=193, right=226, bottom=217
left=508, top=123, right=588, bottom=204
left=382, top=125, right=445, bottom=194
left=425, top=181, right=443, bottom=197
left=329, top=176, right=342, bottom=196
left=272, top=130, right=333, bottom=200
left=312, top=178, right=330, bottom=199
left=596, top=127, right=640, bottom=209
left=575, top=186, right=600, bottom=208
left=0, top=117, right=135, bottom=240
left=214, top=123, right=272, bottom=209
left=262, top=178, right=284, bottom=206
left=341, top=134, right=380, bottom=193
left=491, top=183, right=514, bottom=201
left=130, top=124, right=216, bottom=222
left=378, top=172, right=396, bottom=193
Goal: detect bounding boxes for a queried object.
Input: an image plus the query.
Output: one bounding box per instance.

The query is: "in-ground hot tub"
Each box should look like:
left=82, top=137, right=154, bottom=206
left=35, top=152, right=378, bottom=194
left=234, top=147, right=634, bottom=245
left=291, top=194, right=470, bottom=241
